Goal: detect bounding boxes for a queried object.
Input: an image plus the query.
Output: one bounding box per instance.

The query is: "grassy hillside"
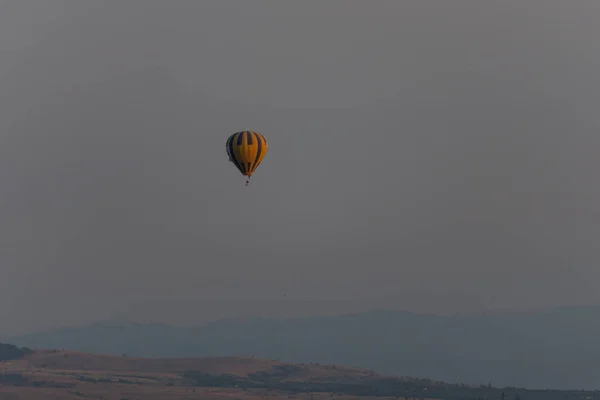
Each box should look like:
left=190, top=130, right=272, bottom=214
left=7, top=308, right=600, bottom=389
left=0, top=348, right=598, bottom=400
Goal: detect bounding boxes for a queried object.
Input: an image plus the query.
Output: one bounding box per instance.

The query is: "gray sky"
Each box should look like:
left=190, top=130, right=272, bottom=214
left=0, top=0, right=599, bottom=336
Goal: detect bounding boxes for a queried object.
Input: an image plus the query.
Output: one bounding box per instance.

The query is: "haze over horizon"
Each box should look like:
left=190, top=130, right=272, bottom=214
left=1, top=0, right=599, bottom=337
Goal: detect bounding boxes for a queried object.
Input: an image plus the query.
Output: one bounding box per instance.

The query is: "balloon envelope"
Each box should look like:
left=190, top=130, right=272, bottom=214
left=225, top=131, right=269, bottom=177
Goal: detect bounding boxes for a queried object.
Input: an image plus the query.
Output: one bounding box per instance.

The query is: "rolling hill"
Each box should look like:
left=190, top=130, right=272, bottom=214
left=5, top=307, right=600, bottom=390
left=0, top=347, right=597, bottom=400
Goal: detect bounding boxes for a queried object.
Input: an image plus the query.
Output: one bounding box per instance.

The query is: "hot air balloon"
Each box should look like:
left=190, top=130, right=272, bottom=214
left=225, top=130, right=269, bottom=185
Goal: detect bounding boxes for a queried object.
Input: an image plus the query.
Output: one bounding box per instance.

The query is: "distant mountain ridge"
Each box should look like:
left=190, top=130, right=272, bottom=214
left=5, top=307, right=600, bottom=390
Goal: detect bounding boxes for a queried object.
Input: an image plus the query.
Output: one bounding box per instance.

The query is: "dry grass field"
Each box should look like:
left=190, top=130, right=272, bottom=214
left=2, top=348, right=592, bottom=400
left=0, top=350, right=420, bottom=400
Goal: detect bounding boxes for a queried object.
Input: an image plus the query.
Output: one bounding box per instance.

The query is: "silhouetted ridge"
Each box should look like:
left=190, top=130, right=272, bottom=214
left=0, top=342, right=33, bottom=361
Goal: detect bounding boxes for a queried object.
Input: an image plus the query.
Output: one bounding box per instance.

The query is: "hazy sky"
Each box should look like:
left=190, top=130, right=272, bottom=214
left=1, top=0, right=599, bottom=336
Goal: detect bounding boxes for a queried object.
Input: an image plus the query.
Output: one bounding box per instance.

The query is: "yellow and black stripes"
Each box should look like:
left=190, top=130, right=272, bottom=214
left=225, top=131, right=269, bottom=177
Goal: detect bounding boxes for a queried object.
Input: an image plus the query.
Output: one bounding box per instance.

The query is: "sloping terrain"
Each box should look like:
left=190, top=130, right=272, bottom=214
left=0, top=349, right=409, bottom=400
left=8, top=308, right=600, bottom=389
left=0, top=348, right=598, bottom=400
left=18, top=350, right=283, bottom=375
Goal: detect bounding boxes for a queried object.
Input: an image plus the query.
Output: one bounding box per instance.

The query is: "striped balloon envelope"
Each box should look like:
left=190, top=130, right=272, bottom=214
left=225, top=130, right=269, bottom=185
